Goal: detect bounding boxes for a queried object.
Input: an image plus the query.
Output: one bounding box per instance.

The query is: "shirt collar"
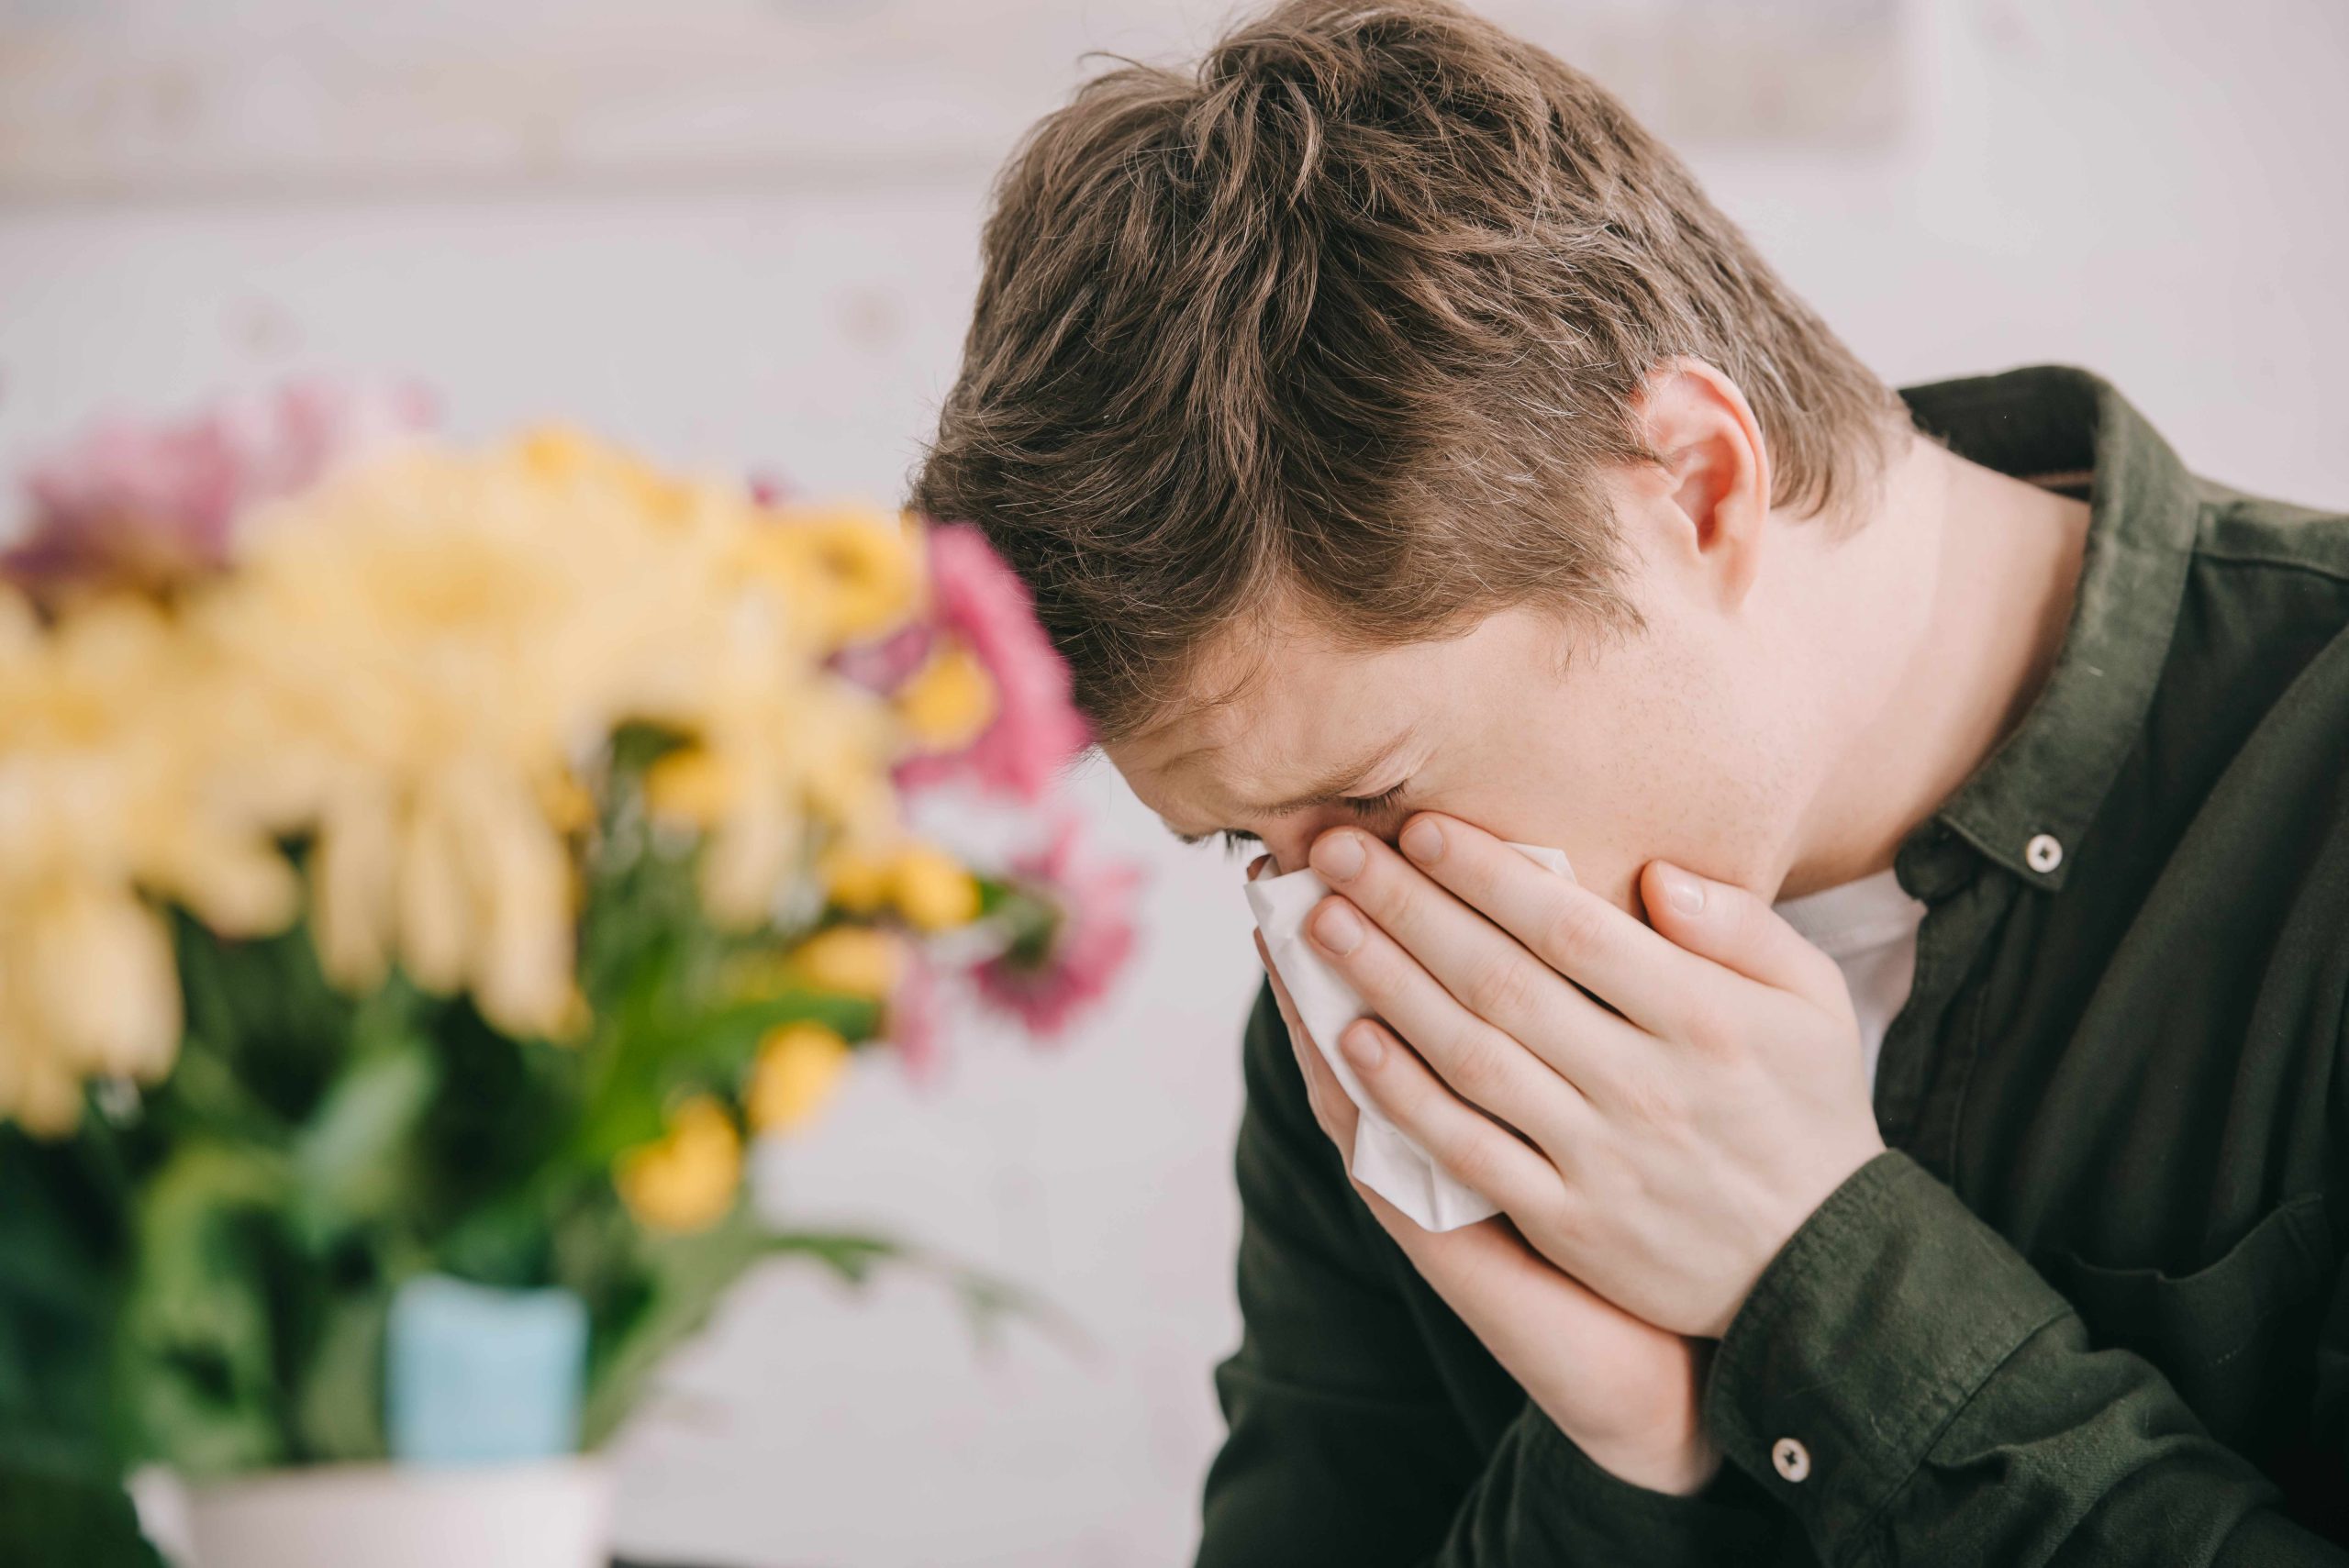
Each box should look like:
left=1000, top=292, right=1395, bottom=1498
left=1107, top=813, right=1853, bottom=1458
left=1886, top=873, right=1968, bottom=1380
left=1898, top=366, right=2201, bottom=892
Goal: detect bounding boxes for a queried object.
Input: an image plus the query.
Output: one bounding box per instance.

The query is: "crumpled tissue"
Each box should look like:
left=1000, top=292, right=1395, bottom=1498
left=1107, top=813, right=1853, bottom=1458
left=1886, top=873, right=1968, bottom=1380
left=1246, top=840, right=1572, bottom=1231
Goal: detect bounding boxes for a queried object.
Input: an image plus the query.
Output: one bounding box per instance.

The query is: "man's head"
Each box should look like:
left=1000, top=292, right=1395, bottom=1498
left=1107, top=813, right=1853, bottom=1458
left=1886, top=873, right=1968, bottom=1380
left=911, top=0, right=1915, bottom=907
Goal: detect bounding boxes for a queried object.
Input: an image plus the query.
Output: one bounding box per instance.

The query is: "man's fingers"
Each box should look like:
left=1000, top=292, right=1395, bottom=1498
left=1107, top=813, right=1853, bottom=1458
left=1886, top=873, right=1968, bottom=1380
left=1395, top=813, right=1719, bottom=1041
left=1308, top=891, right=1590, bottom=1142
left=1335, top=1017, right=1561, bottom=1220
left=1641, top=861, right=1849, bottom=1011
left=1306, top=826, right=1620, bottom=1058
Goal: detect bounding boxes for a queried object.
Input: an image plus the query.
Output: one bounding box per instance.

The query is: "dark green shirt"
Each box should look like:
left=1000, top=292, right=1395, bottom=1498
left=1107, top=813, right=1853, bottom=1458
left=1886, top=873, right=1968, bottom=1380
left=1195, top=367, right=2349, bottom=1566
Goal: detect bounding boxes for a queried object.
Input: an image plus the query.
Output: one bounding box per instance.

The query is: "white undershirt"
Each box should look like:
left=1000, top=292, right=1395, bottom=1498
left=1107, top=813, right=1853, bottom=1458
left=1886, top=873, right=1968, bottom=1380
left=1770, top=867, right=1930, bottom=1097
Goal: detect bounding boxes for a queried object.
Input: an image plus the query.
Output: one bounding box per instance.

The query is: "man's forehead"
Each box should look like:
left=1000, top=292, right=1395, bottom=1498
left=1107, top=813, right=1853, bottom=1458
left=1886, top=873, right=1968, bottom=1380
left=1117, top=690, right=1270, bottom=801
left=1115, top=644, right=1419, bottom=815
left=1113, top=619, right=1293, bottom=773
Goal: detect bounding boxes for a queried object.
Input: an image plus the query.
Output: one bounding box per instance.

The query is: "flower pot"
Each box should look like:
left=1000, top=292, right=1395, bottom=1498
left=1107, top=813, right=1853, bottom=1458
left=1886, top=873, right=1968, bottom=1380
left=174, top=1457, right=611, bottom=1568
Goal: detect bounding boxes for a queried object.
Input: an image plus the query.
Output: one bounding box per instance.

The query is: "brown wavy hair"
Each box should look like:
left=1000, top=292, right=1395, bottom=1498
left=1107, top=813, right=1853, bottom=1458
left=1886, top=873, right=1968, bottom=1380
left=909, top=0, right=1906, bottom=743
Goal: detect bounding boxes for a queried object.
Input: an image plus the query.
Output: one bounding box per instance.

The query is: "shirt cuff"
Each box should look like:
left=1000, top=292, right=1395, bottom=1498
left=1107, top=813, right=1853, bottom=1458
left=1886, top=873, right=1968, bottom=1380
left=1518, top=1405, right=1782, bottom=1563
left=1705, top=1150, right=2074, bottom=1551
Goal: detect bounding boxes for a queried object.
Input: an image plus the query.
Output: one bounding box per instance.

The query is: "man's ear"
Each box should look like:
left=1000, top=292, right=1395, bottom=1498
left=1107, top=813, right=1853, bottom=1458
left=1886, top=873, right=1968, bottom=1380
left=1623, top=357, right=1773, bottom=610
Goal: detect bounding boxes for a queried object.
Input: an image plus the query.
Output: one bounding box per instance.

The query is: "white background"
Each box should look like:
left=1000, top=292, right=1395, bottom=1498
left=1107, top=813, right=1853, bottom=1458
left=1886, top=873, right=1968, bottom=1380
left=3, top=2, right=2345, bottom=1564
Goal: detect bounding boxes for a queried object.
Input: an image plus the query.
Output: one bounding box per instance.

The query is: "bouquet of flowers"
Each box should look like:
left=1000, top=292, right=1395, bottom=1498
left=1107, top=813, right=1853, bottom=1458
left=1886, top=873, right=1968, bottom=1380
left=0, top=383, right=1140, bottom=1562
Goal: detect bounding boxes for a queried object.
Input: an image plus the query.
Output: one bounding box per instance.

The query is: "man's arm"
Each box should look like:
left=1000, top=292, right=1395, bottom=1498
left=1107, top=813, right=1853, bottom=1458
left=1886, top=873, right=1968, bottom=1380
left=1195, top=984, right=1782, bottom=1567
left=1273, top=815, right=2349, bottom=1565
left=1706, top=1150, right=2349, bottom=1566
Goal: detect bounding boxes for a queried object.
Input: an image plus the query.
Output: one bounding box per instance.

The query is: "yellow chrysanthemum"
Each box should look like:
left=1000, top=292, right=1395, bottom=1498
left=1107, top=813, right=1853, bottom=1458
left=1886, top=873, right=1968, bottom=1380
left=818, top=841, right=976, bottom=929
left=194, top=434, right=901, bottom=1025
left=895, top=642, right=996, bottom=753
left=643, top=746, right=739, bottom=828
left=746, top=1020, right=852, bottom=1135
left=784, top=924, right=905, bottom=998
left=614, top=1095, right=742, bottom=1233
left=887, top=844, right=981, bottom=931
left=818, top=844, right=895, bottom=914
left=0, top=592, right=299, bottom=1134
left=539, top=772, right=598, bottom=837
left=195, top=448, right=651, bottom=1036
left=734, top=504, right=922, bottom=651
left=0, top=425, right=937, bottom=1131
left=518, top=426, right=697, bottom=528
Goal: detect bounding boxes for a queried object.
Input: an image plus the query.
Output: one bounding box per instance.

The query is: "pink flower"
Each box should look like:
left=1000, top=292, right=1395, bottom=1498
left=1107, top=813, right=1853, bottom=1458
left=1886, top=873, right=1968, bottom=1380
left=828, top=619, right=933, bottom=695
left=889, top=940, right=947, bottom=1084
left=973, top=817, right=1143, bottom=1039
left=893, top=523, right=1090, bottom=803
left=7, top=377, right=434, bottom=594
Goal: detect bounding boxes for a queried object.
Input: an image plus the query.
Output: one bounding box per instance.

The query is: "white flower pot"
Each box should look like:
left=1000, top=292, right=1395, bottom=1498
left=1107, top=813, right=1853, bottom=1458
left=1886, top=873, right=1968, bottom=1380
left=162, top=1458, right=611, bottom=1568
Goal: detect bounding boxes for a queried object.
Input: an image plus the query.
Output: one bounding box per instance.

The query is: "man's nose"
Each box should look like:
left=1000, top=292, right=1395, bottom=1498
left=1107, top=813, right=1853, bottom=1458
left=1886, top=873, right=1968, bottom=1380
left=1257, top=815, right=1364, bottom=878
left=1252, top=826, right=1308, bottom=877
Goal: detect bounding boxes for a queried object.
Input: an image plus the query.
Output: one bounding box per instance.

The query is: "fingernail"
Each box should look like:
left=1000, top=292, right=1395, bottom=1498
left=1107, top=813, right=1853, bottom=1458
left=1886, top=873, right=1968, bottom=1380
left=1311, top=831, right=1365, bottom=883
left=1313, top=900, right=1364, bottom=955
left=1400, top=817, right=1444, bottom=863
left=1658, top=863, right=1706, bottom=916
left=1341, top=1020, right=1386, bottom=1071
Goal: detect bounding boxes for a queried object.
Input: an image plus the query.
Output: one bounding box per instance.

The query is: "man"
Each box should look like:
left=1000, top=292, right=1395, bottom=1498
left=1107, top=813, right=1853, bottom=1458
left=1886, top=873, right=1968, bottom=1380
left=911, top=1, right=2349, bottom=1561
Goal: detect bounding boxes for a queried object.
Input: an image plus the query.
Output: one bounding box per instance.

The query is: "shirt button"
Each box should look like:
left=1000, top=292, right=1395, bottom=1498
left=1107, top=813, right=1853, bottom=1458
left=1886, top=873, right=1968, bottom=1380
left=2024, top=832, right=2064, bottom=873
left=1771, top=1436, right=1812, bottom=1483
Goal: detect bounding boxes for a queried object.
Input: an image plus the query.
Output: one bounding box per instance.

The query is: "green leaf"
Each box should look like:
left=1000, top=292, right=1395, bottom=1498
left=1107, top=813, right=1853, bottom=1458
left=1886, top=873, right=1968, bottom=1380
left=117, top=1143, right=292, bottom=1477
left=561, top=989, right=878, bottom=1173
left=168, top=912, right=361, bottom=1132
left=0, top=1467, right=165, bottom=1568
left=894, top=1243, right=1094, bottom=1362
left=577, top=1213, right=904, bottom=1447
left=0, top=1125, right=134, bottom=1485
left=289, top=1294, right=389, bottom=1466
left=288, top=1023, right=438, bottom=1251
left=762, top=1231, right=900, bottom=1285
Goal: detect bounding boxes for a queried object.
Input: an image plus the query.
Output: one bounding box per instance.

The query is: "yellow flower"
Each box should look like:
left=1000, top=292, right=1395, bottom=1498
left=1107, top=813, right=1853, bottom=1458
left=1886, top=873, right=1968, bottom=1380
left=887, top=844, right=980, bottom=930
left=785, top=925, right=904, bottom=998
left=895, top=642, right=996, bottom=753
left=643, top=746, right=739, bottom=828
left=539, top=771, right=598, bottom=837
left=0, top=593, right=298, bottom=1134
left=518, top=426, right=696, bottom=526
left=614, top=1095, right=742, bottom=1233
left=818, top=844, right=895, bottom=914
left=195, top=432, right=905, bottom=1019
left=196, top=444, right=698, bottom=1034
left=734, top=504, right=922, bottom=651
left=0, top=423, right=928, bottom=1131
left=819, top=841, right=974, bottom=929
left=746, top=1020, right=852, bottom=1135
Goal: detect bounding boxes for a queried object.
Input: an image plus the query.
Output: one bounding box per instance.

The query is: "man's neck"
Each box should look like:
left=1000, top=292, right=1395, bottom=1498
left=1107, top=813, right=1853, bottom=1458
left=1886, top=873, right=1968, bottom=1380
left=1780, top=433, right=2094, bottom=899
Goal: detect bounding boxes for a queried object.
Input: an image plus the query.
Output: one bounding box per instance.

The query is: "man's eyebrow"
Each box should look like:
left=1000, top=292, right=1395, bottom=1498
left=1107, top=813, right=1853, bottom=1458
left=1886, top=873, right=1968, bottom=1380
left=1240, top=728, right=1418, bottom=816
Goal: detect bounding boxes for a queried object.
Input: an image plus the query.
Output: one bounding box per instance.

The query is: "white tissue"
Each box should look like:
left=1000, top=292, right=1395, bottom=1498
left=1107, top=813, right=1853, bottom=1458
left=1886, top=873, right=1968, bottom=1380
left=1246, top=840, right=1573, bottom=1231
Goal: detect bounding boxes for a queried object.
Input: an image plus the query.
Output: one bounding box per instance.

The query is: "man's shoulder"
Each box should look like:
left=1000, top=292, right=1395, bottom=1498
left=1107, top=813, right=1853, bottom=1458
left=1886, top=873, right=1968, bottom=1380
left=2189, top=473, right=2349, bottom=581
left=2164, top=474, right=2349, bottom=732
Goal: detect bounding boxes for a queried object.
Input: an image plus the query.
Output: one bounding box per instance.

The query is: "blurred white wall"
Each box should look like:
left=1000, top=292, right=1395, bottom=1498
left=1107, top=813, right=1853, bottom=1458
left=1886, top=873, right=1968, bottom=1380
left=1, top=2, right=2345, bottom=1565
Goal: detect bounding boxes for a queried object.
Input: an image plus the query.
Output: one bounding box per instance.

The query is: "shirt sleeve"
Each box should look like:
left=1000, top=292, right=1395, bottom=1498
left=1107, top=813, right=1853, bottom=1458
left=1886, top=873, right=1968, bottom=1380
left=1706, top=1149, right=2349, bottom=1565
left=1195, top=982, right=1786, bottom=1567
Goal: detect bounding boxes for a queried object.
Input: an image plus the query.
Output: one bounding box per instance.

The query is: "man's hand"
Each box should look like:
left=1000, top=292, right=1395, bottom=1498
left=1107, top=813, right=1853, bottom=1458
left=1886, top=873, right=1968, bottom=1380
left=1297, top=814, right=1884, bottom=1341
left=1252, top=899, right=1722, bottom=1497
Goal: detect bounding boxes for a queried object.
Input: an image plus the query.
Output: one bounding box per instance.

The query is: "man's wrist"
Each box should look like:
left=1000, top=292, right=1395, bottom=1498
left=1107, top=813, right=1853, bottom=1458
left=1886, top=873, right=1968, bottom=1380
left=1550, top=1410, right=1721, bottom=1497
left=1703, top=1150, right=2071, bottom=1547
